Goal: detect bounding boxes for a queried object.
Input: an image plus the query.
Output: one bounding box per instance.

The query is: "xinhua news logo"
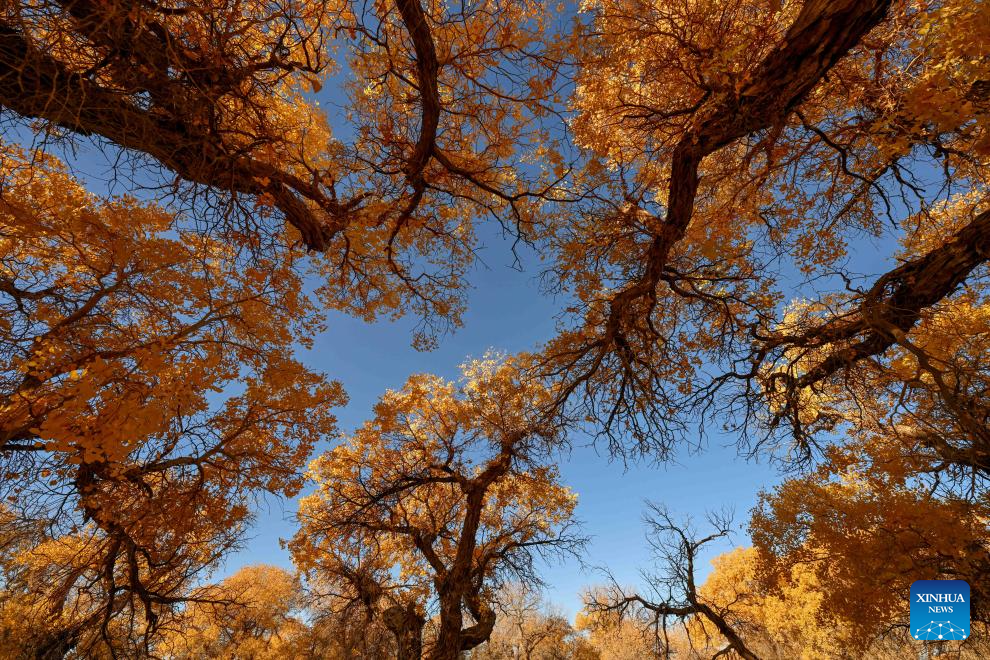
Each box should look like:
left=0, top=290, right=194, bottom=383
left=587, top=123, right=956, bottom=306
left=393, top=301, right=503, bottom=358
left=911, top=580, right=970, bottom=641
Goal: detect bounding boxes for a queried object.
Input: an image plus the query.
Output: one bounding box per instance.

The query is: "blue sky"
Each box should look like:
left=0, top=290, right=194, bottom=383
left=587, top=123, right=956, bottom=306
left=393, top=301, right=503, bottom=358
left=3, top=0, right=946, bottom=627
left=8, top=126, right=778, bottom=617
left=226, top=217, right=781, bottom=618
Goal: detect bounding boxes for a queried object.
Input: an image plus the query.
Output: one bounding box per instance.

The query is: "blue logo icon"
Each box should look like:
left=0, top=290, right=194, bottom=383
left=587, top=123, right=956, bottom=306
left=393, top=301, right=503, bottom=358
left=911, top=580, right=970, bottom=640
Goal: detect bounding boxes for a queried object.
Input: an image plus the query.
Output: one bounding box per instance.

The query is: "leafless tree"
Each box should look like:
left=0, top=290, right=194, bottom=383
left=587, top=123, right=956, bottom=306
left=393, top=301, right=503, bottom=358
left=586, top=503, right=759, bottom=660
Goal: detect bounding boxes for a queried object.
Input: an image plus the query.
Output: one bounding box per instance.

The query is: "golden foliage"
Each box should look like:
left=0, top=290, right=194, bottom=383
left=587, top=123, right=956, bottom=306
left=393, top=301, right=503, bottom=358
left=0, top=143, right=344, bottom=654
left=0, top=0, right=989, bottom=656
left=292, top=356, right=582, bottom=659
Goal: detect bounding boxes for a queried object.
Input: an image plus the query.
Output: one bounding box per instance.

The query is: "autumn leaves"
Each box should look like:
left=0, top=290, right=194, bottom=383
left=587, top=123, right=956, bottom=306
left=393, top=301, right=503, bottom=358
left=291, top=357, right=584, bottom=658
left=0, top=142, right=346, bottom=654
left=1, top=0, right=990, bottom=656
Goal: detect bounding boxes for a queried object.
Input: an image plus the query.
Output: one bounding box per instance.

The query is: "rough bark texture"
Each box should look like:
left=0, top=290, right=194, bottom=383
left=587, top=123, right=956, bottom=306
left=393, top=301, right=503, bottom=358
left=384, top=603, right=426, bottom=660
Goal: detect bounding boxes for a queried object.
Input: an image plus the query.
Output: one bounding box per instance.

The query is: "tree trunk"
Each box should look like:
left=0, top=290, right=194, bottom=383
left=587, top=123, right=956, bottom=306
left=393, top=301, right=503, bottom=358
left=428, top=585, right=465, bottom=660
left=384, top=603, right=426, bottom=660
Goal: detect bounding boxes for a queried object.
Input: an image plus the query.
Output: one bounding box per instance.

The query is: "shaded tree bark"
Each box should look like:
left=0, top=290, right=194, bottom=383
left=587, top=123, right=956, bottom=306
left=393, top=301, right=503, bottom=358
left=384, top=603, right=426, bottom=660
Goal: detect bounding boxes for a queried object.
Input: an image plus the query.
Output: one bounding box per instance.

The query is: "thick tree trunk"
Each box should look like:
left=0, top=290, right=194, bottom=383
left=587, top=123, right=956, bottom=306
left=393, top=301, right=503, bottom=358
left=427, top=461, right=506, bottom=659
left=427, top=586, right=497, bottom=659
left=384, top=603, right=426, bottom=660
left=429, top=584, right=466, bottom=660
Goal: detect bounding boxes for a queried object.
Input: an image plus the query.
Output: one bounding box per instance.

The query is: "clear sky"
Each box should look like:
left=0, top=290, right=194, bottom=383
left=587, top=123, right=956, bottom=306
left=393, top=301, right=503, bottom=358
left=5, top=0, right=935, bottom=624
left=224, top=217, right=782, bottom=618
left=10, top=125, right=780, bottom=619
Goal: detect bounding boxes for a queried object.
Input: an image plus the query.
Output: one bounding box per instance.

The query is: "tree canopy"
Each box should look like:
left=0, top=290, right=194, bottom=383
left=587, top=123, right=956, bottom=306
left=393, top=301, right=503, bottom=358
left=1, top=0, right=989, bottom=657
left=291, top=357, right=583, bottom=660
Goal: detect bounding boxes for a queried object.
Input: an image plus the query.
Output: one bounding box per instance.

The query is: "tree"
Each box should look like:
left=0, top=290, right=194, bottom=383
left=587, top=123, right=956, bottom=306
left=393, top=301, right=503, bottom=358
left=744, top=197, right=990, bottom=648
left=553, top=2, right=990, bottom=648
left=0, top=0, right=567, bottom=346
left=299, top=598, right=396, bottom=660
left=681, top=546, right=845, bottom=660
left=749, top=426, right=990, bottom=652
left=621, top=540, right=990, bottom=660
left=540, top=0, right=900, bottom=451
left=158, top=565, right=308, bottom=659
left=471, top=583, right=597, bottom=660
left=7, top=0, right=987, bottom=463
left=539, top=0, right=990, bottom=462
left=1, top=0, right=987, bottom=504
left=152, top=563, right=397, bottom=658
left=574, top=606, right=666, bottom=660
left=290, top=356, right=585, bottom=660
left=2, top=0, right=990, bottom=656
left=588, top=419, right=990, bottom=659
left=584, top=504, right=759, bottom=660
left=0, top=142, right=344, bottom=655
